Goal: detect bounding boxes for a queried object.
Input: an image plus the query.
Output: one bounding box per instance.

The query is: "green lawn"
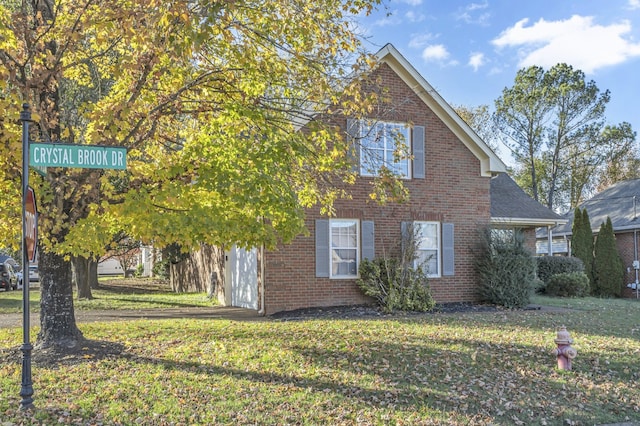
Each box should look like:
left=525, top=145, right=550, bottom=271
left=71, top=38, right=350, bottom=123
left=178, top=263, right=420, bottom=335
left=1, top=294, right=639, bottom=425
left=0, top=278, right=214, bottom=314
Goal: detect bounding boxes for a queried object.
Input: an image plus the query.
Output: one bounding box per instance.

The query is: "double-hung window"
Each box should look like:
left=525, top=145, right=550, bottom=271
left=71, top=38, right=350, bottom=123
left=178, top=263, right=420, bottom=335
left=330, top=219, right=359, bottom=278
left=316, top=219, right=374, bottom=279
left=414, top=221, right=441, bottom=278
left=358, top=120, right=411, bottom=178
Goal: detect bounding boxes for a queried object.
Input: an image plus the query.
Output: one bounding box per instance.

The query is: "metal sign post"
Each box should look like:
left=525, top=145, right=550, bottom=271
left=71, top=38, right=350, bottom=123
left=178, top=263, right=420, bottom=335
left=20, top=103, right=34, bottom=410
left=16, top=104, right=127, bottom=409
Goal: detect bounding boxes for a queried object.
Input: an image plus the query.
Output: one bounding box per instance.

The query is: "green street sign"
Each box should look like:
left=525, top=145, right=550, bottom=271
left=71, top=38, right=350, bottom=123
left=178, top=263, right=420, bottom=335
left=30, top=143, right=127, bottom=170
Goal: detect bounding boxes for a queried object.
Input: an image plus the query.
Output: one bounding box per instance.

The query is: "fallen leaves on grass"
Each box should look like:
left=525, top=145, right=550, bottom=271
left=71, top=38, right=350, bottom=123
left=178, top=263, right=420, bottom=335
left=0, top=299, right=639, bottom=425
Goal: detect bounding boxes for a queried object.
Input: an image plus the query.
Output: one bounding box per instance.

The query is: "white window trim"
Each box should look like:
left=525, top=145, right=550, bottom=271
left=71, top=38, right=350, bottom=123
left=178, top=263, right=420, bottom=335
left=414, top=221, right=441, bottom=278
left=329, top=219, right=360, bottom=279
left=358, top=120, right=411, bottom=179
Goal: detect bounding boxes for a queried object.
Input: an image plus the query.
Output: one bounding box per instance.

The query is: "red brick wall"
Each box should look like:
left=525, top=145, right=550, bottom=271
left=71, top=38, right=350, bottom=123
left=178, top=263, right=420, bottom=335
left=616, top=231, right=640, bottom=297
left=262, top=63, right=491, bottom=314
left=522, top=228, right=537, bottom=253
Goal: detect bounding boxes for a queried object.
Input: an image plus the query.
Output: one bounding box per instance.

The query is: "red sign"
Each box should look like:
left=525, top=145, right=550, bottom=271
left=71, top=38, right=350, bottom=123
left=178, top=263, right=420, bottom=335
left=25, top=187, right=37, bottom=262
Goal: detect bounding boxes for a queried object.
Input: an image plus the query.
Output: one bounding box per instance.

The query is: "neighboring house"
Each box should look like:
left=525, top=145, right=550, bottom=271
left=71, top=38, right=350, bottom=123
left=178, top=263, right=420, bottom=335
left=537, top=178, right=640, bottom=296
left=175, top=44, right=559, bottom=314
left=490, top=173, right=566, bottom=252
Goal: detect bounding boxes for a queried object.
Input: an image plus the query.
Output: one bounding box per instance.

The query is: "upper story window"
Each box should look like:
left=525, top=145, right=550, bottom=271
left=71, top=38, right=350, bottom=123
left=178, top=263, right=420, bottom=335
left=358, top=120, right=411, bottom=178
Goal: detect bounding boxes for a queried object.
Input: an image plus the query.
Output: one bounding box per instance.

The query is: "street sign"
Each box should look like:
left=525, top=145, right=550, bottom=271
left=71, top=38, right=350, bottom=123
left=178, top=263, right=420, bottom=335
left=29, top=143, right=127, bottom=170
left=25, top=186, right=37, bottom=262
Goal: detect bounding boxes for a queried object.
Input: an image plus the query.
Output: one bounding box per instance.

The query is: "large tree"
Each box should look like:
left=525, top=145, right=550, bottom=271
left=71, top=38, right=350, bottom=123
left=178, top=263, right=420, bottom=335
left=0, top=0, right=383, bottom=348
left=494, top=66, right=551, bottom=203
left=596, top=123, right=640, bottom=192
left=454, top=104, right=501, bottom=152
left=495, top=63, right=635, bottom=212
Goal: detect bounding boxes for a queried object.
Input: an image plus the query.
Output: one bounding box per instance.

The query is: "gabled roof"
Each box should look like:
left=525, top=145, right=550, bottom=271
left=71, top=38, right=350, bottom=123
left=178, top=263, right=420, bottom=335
left=375, top=44, right=506, bottom=177
left=548, top=178, right=640, bottom=236
left=490, top=173, right=566, bottom=227
left=0, top=255, right=17, bottom=266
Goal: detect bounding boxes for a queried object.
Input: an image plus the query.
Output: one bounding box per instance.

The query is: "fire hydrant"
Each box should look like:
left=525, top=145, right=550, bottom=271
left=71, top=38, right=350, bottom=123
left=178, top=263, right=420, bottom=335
left=552, top=326, right=577, bottom=370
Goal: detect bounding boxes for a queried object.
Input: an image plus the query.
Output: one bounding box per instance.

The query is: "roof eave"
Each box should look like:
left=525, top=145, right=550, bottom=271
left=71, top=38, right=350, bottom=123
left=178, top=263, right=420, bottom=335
left=491, top=217, right=568, bottom=227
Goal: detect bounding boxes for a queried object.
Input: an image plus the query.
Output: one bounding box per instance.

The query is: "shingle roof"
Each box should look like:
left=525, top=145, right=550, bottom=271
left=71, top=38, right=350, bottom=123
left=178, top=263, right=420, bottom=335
left=0, top=255, right=17, bottom=266
left=490, top=173, right=564, bottom=227
left=548, top=178, right=640, bottom=236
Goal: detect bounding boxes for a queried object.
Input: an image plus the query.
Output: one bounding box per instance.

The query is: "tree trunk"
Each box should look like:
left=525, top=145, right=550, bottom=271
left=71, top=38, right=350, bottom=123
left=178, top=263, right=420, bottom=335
left=89, top=260, right=99, bottom=289
left=71, top=256, right=93, bottom=300
left=37, top=250, right=84, bottom=349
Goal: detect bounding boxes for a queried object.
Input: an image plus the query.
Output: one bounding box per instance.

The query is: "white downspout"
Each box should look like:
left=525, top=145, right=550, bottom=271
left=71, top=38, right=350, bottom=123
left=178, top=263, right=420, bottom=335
left=635, top=230, right=639, bottom=299
left=547, top=225, right=553, bottom=256
left=258, top=244, right=266, bottom=315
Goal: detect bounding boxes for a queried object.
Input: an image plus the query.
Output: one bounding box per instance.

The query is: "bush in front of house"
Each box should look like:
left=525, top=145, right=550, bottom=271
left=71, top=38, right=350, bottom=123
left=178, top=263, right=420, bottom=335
left=153, top=259, right=170, bottom=279
left=531, top=277, right=546, bottom=294
left=475, top=228, right=536, bottom=309
left=536, top=256, right=584, bottom=288
left=546, top=272, right=590, bottom=297
left=357, top=257, right=435, bottom=313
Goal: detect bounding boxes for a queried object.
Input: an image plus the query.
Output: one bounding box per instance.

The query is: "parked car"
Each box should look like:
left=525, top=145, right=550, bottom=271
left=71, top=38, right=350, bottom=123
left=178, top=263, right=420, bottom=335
left=16, top=270, right=23, bottom=289
left=28, top=264, right=39, bottom=282
left=0, top=261, right=18, bottom=291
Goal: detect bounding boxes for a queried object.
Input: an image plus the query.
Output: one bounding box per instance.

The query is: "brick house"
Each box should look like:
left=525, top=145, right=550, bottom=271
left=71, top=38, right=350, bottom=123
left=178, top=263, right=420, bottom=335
left=536, top=178, right=640, bottom=297
left=173, top=44, right=558, bottom=314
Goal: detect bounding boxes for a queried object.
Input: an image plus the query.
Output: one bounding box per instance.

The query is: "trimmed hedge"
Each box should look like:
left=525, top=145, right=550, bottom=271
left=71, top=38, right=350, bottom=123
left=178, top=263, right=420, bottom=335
left=536, top=256, right=584, bottom=284
left=546, top=272, right=589, bottom=297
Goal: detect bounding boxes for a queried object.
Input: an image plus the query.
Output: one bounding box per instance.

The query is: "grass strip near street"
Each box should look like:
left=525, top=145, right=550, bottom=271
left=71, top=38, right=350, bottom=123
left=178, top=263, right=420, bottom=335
left=0, top=278, right=214, bottom=314
left=1, top=296, right=639, bottom=425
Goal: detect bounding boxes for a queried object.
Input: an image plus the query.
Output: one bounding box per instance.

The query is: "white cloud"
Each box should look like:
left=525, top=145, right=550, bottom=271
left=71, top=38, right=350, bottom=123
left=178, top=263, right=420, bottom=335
left=628, top=0, right=640, bottom=9
left=456, top=1, right=491, bottom=26
left=405, top=10, right=426, bottom=23
left=422, top=44, right=449, bottom=61
left=468, top=52, right=486, bottom=71
left=400, top=0, right=423, bottom=5
left=492, top=15, right=640, bottom=73
left=408, top=33, right=436, bottom=49
left=421, top=44, right=459, bottom=66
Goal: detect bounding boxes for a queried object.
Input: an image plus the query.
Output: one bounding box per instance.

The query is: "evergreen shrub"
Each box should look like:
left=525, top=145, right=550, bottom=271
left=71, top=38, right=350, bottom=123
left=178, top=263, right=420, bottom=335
left=546, top=272, right=589, bottom=297
left=475, top=229, right=536, bottom=308
left=593, top=217, right=624, bottom=297
left=536, top=256, right=584, bottom=284
left=572, top=208, right=594, bottom=290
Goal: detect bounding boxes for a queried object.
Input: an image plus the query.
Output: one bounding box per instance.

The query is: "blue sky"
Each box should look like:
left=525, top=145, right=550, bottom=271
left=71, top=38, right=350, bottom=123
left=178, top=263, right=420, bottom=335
left=357, top=0, right=640, bottom=153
